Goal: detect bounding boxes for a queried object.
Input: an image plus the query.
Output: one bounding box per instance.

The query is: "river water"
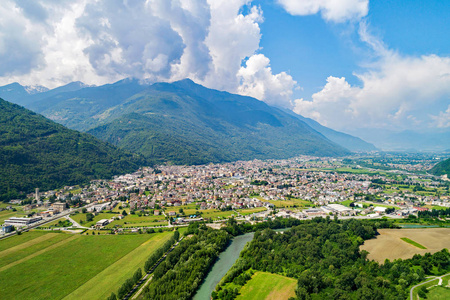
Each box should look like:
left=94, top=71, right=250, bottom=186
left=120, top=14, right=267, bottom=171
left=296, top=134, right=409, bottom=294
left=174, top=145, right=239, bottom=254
left=193, top=232, right=254, bottom=300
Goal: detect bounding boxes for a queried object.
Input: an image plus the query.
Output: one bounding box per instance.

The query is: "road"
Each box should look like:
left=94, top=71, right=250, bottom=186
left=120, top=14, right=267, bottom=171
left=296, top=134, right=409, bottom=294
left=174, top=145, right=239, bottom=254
left=0, top=203, right=96, bottom=241
left=410, top=273, right=450, bottom=300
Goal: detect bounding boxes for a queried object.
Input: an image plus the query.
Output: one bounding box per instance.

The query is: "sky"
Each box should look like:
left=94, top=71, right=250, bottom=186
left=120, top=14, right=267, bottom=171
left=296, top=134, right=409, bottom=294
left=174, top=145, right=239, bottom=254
left=0, top=0, right=449, bottom=135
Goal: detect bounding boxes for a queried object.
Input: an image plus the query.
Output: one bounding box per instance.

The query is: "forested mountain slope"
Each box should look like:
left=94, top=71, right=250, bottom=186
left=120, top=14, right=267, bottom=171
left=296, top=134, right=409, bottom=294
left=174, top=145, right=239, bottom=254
left=0, top=98, right=145, bottom=201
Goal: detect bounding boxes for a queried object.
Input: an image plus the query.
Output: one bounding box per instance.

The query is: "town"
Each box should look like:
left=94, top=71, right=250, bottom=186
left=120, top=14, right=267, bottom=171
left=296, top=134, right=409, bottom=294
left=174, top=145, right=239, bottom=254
left=2, top=154, right=449, bottom=235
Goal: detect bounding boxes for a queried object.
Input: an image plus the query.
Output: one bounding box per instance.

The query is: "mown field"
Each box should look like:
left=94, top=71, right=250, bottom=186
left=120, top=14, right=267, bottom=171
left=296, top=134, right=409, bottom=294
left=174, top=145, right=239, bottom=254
left=0, top=230, right=173, bottom=300
left=236, top=272, right=297, bottom=300
left=63, top=231, right=173, bottom=300
left=361, top=228, right=450, bottom=262
left=239, top=207, right=267, bottom=216
left=105, top=213, right=167, bottom=228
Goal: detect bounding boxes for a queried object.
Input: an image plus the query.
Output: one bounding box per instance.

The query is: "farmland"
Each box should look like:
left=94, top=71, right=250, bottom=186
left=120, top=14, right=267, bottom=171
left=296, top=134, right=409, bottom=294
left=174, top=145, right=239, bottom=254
left=105, top=214, right=168, bottom=228
left=0, top=230, right=174, bottom=300
left=236, top=272, right=297, bottom=300
left=361, top=228, right=450, bottom=262
left=63, top=231, right=172, bottom=299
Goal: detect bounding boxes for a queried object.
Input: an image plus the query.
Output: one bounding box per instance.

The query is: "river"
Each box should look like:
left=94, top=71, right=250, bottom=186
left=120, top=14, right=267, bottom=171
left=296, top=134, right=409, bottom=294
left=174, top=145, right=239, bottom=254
left=193, top=232, right=254, bottom=300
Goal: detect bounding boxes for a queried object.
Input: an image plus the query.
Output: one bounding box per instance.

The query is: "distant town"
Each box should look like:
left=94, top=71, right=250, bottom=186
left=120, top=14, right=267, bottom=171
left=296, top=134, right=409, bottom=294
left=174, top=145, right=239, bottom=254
left=2, top=154, right=449, bottom=236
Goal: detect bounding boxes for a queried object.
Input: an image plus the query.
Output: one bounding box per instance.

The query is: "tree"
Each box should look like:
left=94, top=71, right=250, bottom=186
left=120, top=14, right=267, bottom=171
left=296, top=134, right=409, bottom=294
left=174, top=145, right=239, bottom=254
left=122, top=210, right=128, bottom=216
left=107, top=292, right=117, bottom=300
left=82, top=207, right=87, bottom=213
left=86, top=213, right=94, bottom=222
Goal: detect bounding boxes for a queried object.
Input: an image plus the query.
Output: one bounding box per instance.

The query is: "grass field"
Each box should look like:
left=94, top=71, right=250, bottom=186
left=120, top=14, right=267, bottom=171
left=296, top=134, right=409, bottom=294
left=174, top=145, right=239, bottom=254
left=266, top=198, right=312, bottom=208
left=239, top=207, right=267, bottom=216
left=63, top=231, right=173, bottom=300
left=426, top=286, right=450, bottom=300
left=201, top=209, right=235, bottom=220
left=0, top=233, right=71, bottom=269
left=401, top=237, right=427, bottom=249
left=236, top=272, right=297, bottom=300
left=70, top=212, right=118, bottom=227
left=0, top=230, right=172, bottom=300
left=361, top=228, right=450, bottom=262
left=0, top=231, right=48, bottom=252
left=105, top=214, right=167, bottom=228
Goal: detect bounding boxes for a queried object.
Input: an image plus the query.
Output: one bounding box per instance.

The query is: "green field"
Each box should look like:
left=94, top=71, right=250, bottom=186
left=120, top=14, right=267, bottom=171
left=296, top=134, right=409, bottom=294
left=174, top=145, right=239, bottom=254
left=401, top=237, right=427, bottom=249
left=236, top=272, right=297, bottom=300
left=266, top=198, right=312, bottom=208
left=201, top=209, right=235, bottom=220
left=239, top=207, right=267, bottom=216
left=64, top=231, right=173, bottom=300
left=0, top=230, right=172, bottom=299
left=0, top=231, right=48, bottom=251
left=105, top=213, right=167, bottom=228
left=0, top=233, right=71, bottom=269
left=426, top=286, right=450, bottom=300
left=70, top=212, right=117, bottom=227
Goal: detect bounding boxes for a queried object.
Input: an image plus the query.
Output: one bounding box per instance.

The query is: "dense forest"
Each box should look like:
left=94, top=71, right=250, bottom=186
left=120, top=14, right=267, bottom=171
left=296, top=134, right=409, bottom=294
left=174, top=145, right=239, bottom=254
left=142, top=224, right=230, bottom=299
left=0, top=98, right=146, bottom=201
left=214, top=218, right=450, bottom=300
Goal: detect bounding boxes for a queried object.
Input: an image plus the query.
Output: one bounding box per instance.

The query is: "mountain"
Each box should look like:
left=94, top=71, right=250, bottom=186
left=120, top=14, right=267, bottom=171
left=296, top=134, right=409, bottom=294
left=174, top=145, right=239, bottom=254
left=430, top=157, right=450, bottom=176
left=0, top=82, right=33, bottom=106
left=0, top=98, right=145, bottom=201
left=28, top=78, right=148, bottom=130
left=0, top=81, right=87, bottom=107
left=3, top=78, right=350, bottom=165
left=86, top=79, right=350, bottom=164
left=281, top=109, right=377, bottom=152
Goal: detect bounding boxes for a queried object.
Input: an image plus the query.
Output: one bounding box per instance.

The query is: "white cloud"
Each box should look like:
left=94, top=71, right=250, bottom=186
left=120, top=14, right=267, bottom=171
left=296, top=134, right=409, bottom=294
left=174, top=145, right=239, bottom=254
left=277, top=0, right=368, bottom=22
left=293, top=24, right=450, bottom=131
left=237, top=54, right=296, bottom=108
left=430, top=105, right=450, bottom=128
left=0, top=0, right=294, bottom=110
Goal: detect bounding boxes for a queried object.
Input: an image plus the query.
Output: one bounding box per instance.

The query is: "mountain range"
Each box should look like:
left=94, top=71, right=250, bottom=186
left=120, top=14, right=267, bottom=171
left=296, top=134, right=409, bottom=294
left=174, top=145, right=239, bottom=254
left=0, top=98, right=145, bottom=201
left=0, top=79, right=378, bottom=165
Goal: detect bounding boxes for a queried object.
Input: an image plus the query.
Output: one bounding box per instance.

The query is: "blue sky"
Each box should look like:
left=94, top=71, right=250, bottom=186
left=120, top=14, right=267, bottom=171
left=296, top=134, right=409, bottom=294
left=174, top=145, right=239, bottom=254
left=0, top=0, right=448, bottom=134
left=255, top=0, right=450, bottom=98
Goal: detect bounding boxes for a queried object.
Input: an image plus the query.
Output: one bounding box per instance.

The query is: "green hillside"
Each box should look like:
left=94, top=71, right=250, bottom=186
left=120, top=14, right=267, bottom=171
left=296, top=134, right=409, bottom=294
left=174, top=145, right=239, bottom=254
left=88, top=79, right=350, bottom=164
left=0, top=98, right=145, bottom=201
left=430, top=157, right=450, bottom=176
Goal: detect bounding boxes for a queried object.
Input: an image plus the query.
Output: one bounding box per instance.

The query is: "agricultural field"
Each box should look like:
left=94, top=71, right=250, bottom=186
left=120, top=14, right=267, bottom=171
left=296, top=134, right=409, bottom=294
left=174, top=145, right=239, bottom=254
left=239, top=207, right=267, bottom=216
left=105, top=213, right=167, bottom=228
left=236, top=272, right=297, bottom=300
left=361, top=228, right=450, bottom=262
left=63, top=231, right=173, bottom=300
left=201, top=209, right=235, bottom=220
left=0, top=230, right=173, bottom=300
left=266, top=198, right=312, bottom=208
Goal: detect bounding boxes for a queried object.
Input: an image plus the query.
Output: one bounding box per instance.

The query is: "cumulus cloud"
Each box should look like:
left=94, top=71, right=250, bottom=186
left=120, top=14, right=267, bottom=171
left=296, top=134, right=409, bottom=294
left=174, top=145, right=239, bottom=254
left=237, top=54, right=296, bottom=108
left=293, top=23, right=450, bottom=131
left=277, top=0, right=368, bottom=22
left=0, top=0, right=295, bottom=110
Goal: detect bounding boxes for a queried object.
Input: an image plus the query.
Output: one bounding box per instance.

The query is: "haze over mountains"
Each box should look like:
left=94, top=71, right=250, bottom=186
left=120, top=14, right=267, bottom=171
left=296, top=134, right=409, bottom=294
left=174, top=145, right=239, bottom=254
left=0, top=79, right=380, bottom=165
